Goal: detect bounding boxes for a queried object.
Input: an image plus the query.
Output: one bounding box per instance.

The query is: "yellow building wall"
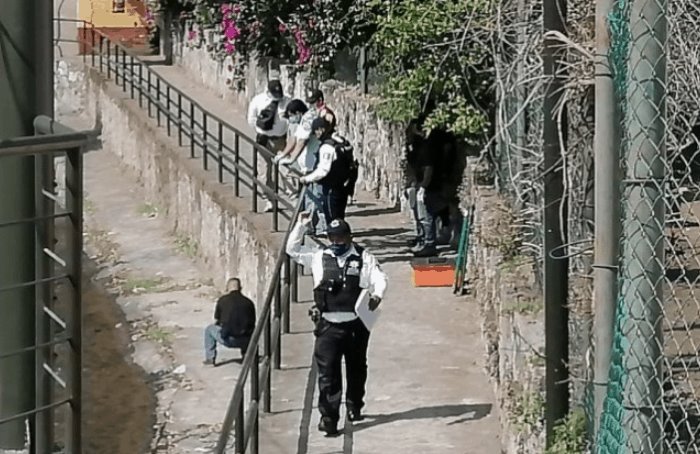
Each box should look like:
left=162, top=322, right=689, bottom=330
left=78, top=0, right=146, bottom=28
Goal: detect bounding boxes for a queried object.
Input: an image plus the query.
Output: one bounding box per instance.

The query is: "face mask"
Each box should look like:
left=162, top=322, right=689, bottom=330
left=289, top=114, right=301, bottom=125
left=329, top=243, right=350, bottom=256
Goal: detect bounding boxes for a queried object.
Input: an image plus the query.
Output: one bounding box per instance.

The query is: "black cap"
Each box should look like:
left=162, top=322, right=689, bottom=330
left=268, top=80, right=283, bottom=99
left=327, top=218, right=351, bottom=236
left=311, top=116, right=332, bottom=134
left=305, top=88, right=323, bottom=104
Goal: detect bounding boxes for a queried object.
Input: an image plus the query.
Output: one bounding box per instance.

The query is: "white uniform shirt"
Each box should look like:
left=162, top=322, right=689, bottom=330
left=304, top=142, right=336, bottom=183
left=285, top=222, right=388, bottom=323
left=295, top=109, right=320, bottom=173
left=247, top=92, right=290, bottom=137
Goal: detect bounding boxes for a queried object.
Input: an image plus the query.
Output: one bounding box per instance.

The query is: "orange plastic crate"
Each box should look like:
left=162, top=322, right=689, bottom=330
left=410, top=257, right=456, bottom=287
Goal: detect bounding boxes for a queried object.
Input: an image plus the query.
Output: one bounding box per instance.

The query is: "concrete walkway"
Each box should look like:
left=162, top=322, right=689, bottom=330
left=76, top=58, right=500, bottom=453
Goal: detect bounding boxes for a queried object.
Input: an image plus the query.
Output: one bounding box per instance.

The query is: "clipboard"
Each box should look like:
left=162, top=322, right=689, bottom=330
left=355, top=289, right=381, bottom=331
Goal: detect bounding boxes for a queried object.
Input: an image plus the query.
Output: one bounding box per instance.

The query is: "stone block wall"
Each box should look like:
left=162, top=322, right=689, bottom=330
left=464, top=158, right=546, bottom=453
left=173, top=33, right=404, bottom=206
left=55, top=59, right=278, bottom=305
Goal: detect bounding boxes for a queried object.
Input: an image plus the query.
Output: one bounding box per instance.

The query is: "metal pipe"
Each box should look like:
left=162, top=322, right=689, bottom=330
left=32, top=2, right=54, bottom=452
left=592, top=0, right=620, bottom=437
left=0, top=1, right=47, bottom=448
left=620, top=0, right=667, bottom=451
left=542, top=0, right=570, bottom=444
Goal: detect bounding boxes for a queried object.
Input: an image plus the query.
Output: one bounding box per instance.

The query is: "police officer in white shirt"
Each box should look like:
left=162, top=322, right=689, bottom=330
left=286, top=215, right=387, bottom=436
left=247, top=79, right=289, bottom=212
left=300, top=117, right=351, bottom=222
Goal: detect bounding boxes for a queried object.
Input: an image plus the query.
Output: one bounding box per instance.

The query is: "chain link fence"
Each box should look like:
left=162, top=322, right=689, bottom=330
left=597, top=0, right=700, bottom=451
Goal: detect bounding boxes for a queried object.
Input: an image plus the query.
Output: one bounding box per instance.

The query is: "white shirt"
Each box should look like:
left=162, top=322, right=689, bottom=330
left=295, top=109, right=320, bottom=173
left=285, top=222, right=388, bottom=322
left=304, top=142, right=336, bottom=183
left=247, top=92, right=290, bottom=137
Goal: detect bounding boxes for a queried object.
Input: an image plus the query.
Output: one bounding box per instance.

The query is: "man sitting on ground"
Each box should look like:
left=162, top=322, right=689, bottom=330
left=203, top=278, right=256, bottom=366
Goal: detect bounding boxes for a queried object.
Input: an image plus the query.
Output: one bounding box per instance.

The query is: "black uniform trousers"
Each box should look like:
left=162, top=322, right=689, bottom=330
left=321, top=184, right=348, bottom=222
left=314, top=317, right=371, bottom=422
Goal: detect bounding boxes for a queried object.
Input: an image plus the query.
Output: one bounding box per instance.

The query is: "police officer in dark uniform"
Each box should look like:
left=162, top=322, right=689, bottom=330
left=286, top=213, right=388, bottom=435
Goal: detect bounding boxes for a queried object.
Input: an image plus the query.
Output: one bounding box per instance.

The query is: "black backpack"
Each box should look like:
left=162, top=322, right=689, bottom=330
left=256, top=100, right=279, bottom=131
left=322, top=135, right=358, bottom=189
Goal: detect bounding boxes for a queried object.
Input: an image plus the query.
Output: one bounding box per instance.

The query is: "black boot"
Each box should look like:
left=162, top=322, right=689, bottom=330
left=347, top=408, right=364, bottom=422
left=318, top=417, right=339, bottom=436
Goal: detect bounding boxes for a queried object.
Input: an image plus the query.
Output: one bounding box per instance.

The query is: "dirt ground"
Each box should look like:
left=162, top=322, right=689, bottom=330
left=81, top=258, right=155, bottom=454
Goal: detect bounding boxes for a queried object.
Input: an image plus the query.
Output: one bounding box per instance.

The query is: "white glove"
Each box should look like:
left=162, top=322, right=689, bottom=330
left=299, top=211, right=313, bottom=226
left=417, top=187, right=426, bottom=202
left=273, top=154, right=283, bottom=164
left=300, top=175, right=311, bottom=184
left=279, top=157, right=294, bottom=166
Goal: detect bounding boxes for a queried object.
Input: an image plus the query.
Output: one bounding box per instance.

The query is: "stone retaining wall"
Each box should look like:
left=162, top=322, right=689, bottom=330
left=174, top=35, right=404, bottom=206
left=464, top=158, right=546, bottom=453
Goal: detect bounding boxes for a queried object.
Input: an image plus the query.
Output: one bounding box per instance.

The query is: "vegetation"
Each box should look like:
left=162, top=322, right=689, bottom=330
left=545, top=409, right=588, bottom=454
left=155, top=0, right=494, bottom=146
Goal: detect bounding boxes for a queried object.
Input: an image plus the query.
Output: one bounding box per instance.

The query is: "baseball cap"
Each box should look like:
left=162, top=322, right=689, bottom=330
left=327, top=219, right=351, bottom=236
left=305, top=88, right=323, bottom=104
left=268, top=80, right=283, bottom=99
left=311, top=117, right=332, bottom=134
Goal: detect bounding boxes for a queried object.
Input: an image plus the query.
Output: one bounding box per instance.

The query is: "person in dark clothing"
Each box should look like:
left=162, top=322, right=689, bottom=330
left=203, top=278, right=256, bottom=365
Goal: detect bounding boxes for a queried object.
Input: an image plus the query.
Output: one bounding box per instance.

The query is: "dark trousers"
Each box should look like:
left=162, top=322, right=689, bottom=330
left=314, top=318, right=371, bottom=422
left=321, top=185, right=348, bottom=222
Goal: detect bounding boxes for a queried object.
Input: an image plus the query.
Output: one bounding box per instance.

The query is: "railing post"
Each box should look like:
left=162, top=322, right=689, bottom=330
left=90, top=25, right=95, bottom=67
left=234, top=134, right=240, bottom=196
left=166, top=86, right=172, bottom=136
left=190, top=103, right=195, bottom=158
left=291, top=261, right=299, bottom=303
left=251, top=349, right=260, bottom=454
left=252, top=148, right=259, bottom=212
left=203, top=114, right=209, bottom=170
left=235, top=393, right=244, bottom=454
left=138, top=64, right=143, bottom=108
left=273, top=279, right=281, bottom=370
left=156, top=78, right=162, bottom=127
left=65, top=147, right=83, bottom=454
left=121, top=49, right=127, bottom=92
left=99, top=35, right=104, bottom=72
left=283, top=256, right=291, bottom=334
left=218, top=123, right=224, bottom=183
left=263, top=310, right=272, bottom=413
left=147, top=71, right=152, bottom=118
left=273, top=166, right=279, bottom=232
left=106, top=39, right=111, bottom=78
left=177, top=93, right=183, bottom=146
left=129, top=56, right=135, bottom=99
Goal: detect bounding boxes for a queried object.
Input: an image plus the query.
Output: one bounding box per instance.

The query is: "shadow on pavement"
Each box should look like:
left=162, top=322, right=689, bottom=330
left=353, top=403, right=492, bottom=432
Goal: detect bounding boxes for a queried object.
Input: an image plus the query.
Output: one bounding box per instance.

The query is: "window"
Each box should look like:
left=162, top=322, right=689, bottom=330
left=113, top=0, right=126, bottom=13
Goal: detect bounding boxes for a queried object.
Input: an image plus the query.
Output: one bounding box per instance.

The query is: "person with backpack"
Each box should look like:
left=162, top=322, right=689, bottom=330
left=300, top=117, right=357, bottom=222
left=247, top=79, right=289, bottom=212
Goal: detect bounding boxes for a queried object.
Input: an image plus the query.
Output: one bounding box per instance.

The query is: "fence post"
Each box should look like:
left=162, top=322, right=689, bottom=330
left=283, top=256, right=291, bottom=334
left=234, top=135, right=241, bottom=196
left=203, top=113, right=209, bottom=170
left=593, top=0, right=620, bottom=438
left=619, top=0, right=667, bottom=451
left=542, top=0, right=570, bottom=444
left=218, top=123, right=224, bottom=183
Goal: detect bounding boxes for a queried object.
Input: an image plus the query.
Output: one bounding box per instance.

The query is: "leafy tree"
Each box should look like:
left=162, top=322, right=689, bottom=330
left=367, top=0, right=494, bottom=145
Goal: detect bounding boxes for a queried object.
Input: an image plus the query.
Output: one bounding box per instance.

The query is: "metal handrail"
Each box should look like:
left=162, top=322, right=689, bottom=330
left=54, top=19, right=320, bottom=453
left=55, top=18, right=302, bottom=231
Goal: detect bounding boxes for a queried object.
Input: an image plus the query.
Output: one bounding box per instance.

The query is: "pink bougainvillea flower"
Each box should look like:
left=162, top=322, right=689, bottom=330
left=232, top=4, right=241, bottom=14
left=224, top=42, right=236, bottom=54
left=225, top=25, right=240, bottom=40
left=278, top=23, right=287, bottom=33
left=221, top=3, right=232, bottom=14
